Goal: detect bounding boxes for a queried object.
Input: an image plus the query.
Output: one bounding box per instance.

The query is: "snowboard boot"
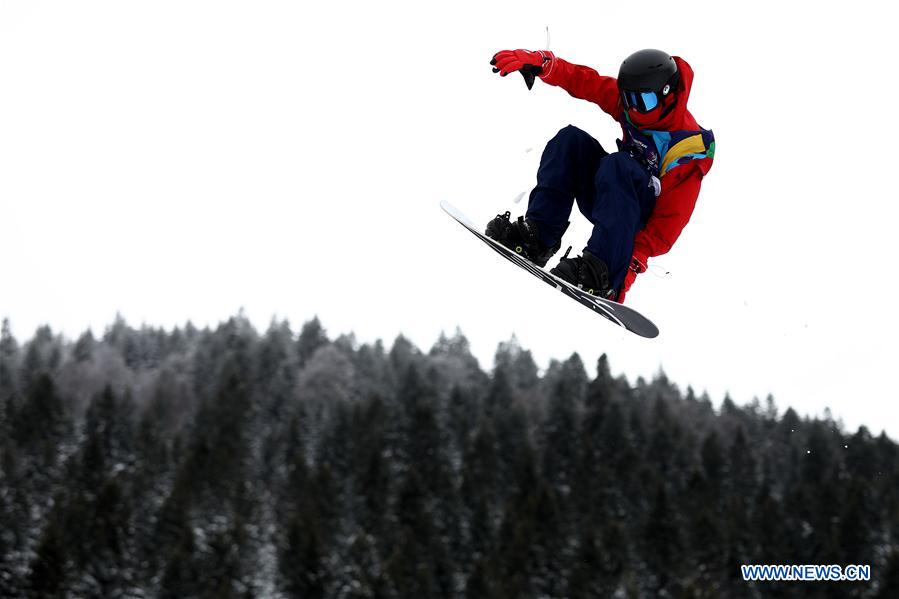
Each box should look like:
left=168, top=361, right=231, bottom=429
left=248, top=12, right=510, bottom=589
left=484, top=211, right=565, bottom=268
left=550, top=249, right=615, bottom=299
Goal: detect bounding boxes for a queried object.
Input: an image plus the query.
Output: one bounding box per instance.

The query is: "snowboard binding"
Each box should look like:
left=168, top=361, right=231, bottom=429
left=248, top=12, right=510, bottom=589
left=484, top=211, right=564, bottom=268
left=550, top=248, right=616, bottom=299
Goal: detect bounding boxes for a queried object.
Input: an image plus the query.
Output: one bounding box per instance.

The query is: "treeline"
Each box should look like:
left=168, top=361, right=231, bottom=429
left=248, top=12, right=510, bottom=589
left=0, top=315, right=897, bottom=598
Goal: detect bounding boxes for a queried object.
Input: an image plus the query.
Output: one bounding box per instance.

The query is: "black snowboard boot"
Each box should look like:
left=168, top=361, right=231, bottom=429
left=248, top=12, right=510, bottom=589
left=484, top=211, right=565, bottom=268
left=550, top=249, right=615, bottom=299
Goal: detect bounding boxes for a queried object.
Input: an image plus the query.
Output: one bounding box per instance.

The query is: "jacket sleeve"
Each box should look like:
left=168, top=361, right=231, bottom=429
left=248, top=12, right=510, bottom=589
left=538, top=53, right=621, bottom=118
left=632, top=159, right=711, bottom=260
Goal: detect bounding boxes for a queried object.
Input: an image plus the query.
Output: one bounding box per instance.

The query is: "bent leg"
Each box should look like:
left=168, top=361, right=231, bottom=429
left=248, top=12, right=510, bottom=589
left=586, top=152, right=657, bottom=290
left=526, top=125, right=608, bottom=247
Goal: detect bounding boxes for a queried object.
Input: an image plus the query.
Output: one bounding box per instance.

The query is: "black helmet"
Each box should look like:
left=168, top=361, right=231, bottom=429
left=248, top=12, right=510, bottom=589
left=618, top=49, right=679, bottom=113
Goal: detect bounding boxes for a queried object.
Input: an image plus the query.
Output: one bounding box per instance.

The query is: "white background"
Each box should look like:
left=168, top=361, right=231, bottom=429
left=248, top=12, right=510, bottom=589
left=1, top=1, right=897, bottom=436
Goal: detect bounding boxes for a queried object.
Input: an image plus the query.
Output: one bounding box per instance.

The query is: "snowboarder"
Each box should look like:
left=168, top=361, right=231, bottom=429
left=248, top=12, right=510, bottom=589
left=485, top=48, right=715, bottom=302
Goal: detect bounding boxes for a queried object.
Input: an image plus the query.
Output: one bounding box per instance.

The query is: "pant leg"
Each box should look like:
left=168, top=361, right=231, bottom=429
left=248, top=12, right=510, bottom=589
left=585, top=152, right=657, bottom=290
left=526, top=125, right=608, bottom=247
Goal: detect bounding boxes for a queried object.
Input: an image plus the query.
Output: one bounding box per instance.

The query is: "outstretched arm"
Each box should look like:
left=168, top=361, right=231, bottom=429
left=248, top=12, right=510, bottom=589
left=538, top=53, right=621, bottom=118
left=490, top=50, right=620, bottom=118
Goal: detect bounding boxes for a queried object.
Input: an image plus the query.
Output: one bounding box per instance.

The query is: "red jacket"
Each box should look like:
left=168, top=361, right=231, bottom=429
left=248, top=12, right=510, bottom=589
left=538, top=54, right=714, bottom=282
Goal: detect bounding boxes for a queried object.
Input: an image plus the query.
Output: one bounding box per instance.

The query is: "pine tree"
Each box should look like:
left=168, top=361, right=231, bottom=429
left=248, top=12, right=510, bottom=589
left=1, top=316, right=898, bottom=596
left=73, top=478, right=135, bottom=597
left=543, top=353, right=587, bottom=496
left=257, top=319, right=298, bottom=406
left=72, top=329, right=96, bottom=363
left=152, top=480, right=194, bottom=583
left=388, top=334, right=420, bottom=386
left=20, top=325, right=61, bottom=388
left=384, top=468, right=447, bottom=597
left=461, top=419, right=499, bottom=568
left=575, top=355, right=617, bottom=518
left=13, top=373, right=70, bottom=477
left=0, top=319, right=19, bottom=411
left=643, top=482, right=683, bottom=593
left=159, top=524, right=202, bottom=599
left=493, top=335, right=539, bottom=398
left=430, top=328, right=484, bottom=393
left=27, top=518, right=70, bottom=596
left=350, top=397, right=391, bottom=538
left=700, top=431, right=725, bottom=487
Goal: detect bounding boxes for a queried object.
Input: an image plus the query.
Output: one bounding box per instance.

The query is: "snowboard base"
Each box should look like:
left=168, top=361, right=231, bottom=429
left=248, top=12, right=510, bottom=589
left=440, top=200, right=659, bottom=338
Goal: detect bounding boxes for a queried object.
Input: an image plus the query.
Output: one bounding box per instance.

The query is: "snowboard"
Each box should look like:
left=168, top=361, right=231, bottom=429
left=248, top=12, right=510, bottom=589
left=440, top=200, right=659, bottom=338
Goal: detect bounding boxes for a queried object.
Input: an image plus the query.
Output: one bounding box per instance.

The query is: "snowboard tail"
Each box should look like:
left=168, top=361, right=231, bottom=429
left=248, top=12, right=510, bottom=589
left=440, top=200, right=659, bottom=338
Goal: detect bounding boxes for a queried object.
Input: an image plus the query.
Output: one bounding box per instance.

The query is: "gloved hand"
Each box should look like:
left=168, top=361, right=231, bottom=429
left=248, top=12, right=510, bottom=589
left=619, top=252, right=648, bottom=303
left=490, top=49, right=552, bottom=90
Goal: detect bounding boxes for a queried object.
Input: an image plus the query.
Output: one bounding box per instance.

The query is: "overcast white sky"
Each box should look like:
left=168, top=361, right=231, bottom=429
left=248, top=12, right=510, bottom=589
left=2, top=1, right=897, bottom=437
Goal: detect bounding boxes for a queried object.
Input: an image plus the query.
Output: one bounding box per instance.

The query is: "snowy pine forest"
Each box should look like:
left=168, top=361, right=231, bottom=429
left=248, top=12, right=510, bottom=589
left=0, top=315, right=897, bottom=598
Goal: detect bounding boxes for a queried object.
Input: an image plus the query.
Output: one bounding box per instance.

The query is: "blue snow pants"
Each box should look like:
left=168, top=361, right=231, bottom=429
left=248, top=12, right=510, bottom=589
left=525, top=125, right=657, bottom=291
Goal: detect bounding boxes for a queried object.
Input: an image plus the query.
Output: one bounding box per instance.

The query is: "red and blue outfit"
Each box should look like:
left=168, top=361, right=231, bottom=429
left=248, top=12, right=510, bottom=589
left=524, top=53, right=715, bottom=301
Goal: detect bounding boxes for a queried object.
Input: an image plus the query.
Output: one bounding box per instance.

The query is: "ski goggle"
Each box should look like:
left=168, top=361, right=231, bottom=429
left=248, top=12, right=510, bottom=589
left=622, top=89, right=660, bottom=113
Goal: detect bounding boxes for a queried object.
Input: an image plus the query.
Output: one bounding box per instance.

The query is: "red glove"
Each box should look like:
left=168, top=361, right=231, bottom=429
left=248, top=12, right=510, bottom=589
left=618, top=252, right=648, bottom=303
left=490, top=49, right=552, bottom=89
